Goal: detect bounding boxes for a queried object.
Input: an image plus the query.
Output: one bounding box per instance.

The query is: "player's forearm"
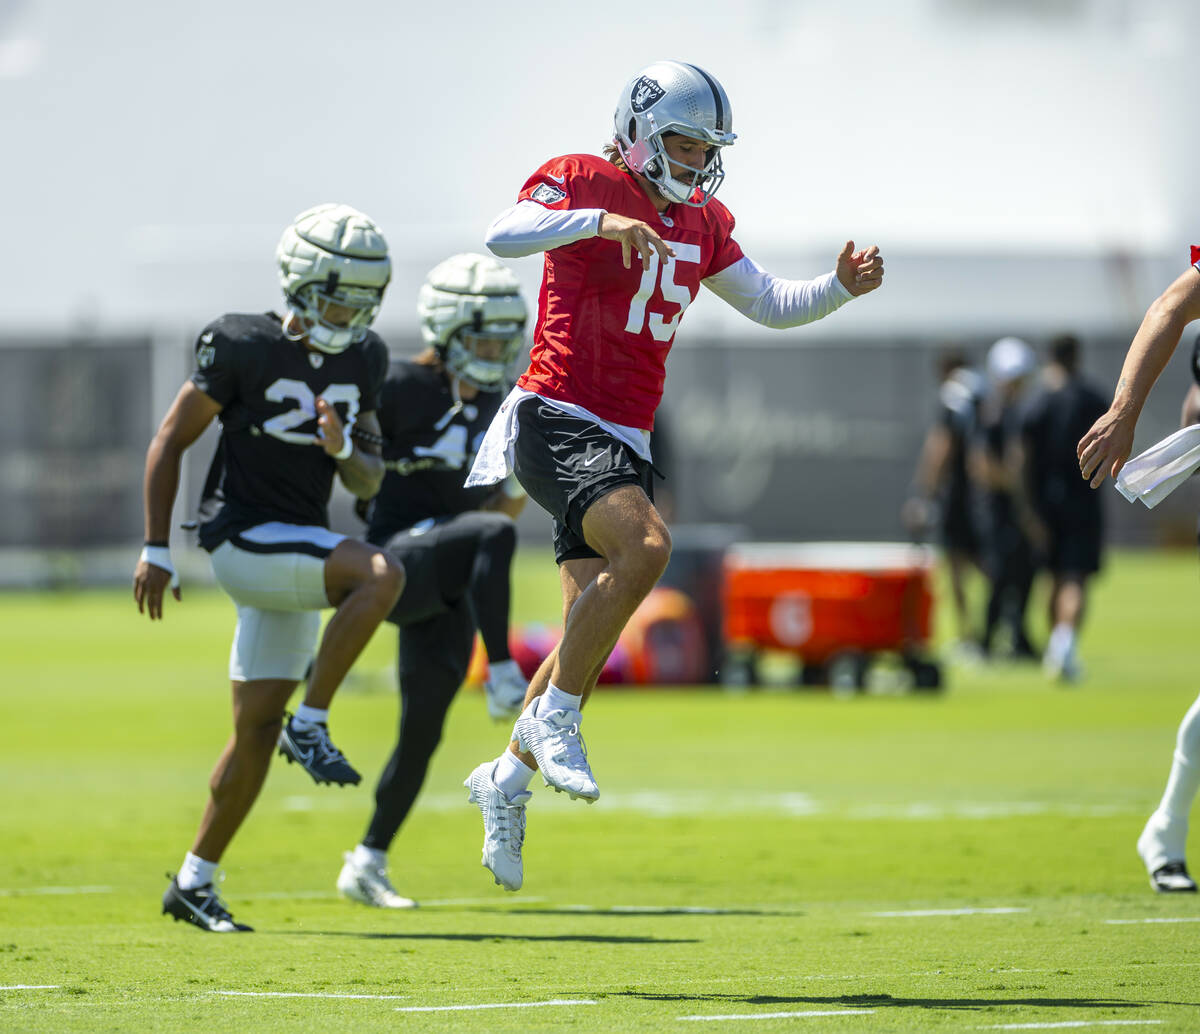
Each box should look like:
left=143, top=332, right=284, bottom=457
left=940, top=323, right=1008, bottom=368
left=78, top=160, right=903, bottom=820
left=336, top=447, right=384, bottom=500
left=485, top=201, right=603, bottom=257
left=143, top=434, right=182, bottom=543
left=1113, top=272, right=1200, bottom=420
left=702, top=256, right=853, bottom=329
left=1112, top=303, right=1190, bottom=420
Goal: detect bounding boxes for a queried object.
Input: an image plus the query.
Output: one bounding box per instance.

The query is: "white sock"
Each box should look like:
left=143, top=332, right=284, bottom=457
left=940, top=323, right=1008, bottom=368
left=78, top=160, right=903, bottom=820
left=536, top=683, right=583, bottom=717
left=1046, top=623, right=1073, bottom=661
left=1142, top=694, right=1200, bottom=867
left=488, top=658, right=523, bottom=682
left=294, top=704, right=329, bottom=729
left=1160, top=695, right=1200, bottom=823
left=493, top=750, right=536, bottom=799
left=177, top=851, right=217, bottom=891
left=352, top=844, right=387, bottom=870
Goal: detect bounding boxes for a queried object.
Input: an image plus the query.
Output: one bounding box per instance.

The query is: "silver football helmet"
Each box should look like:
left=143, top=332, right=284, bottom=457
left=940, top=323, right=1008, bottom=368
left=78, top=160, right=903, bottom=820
left=417, top=254, right=527, bottom=391
left=613, top=60, right=736, bottom=207
left=277, top=203, right=391, bottom=354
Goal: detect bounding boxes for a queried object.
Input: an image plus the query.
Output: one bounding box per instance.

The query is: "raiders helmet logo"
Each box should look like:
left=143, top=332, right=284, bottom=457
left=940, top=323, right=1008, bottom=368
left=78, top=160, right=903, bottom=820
left=630, top=76, right=665, bottom=113
left=531, top=182, right=567, bottom=205
left=196, top=344, right=216, bottom=369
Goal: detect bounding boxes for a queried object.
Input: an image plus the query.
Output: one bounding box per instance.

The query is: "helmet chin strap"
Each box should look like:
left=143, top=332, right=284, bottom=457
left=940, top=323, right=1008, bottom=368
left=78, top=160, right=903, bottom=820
left=282, top=308, right=307, bottom=341
left=283, top=305, right=353, bottom=354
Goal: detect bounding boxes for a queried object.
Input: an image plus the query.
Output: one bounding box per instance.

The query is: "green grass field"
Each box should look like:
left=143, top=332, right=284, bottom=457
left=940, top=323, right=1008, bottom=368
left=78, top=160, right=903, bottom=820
left=2, top=548, right=1200, bottom=1032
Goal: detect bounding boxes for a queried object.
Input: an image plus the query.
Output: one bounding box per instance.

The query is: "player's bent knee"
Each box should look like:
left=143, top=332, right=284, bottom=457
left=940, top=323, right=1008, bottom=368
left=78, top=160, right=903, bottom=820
left=372, top=550, right=406, bottom=604
left=638, top=524, right=672, bottom=579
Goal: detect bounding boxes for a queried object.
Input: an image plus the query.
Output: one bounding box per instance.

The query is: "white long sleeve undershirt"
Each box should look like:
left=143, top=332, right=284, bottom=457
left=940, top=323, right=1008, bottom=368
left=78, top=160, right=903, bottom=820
left=702, top=255, right=854, bottom=328
left=484, top=199, right=855, bottom=327
left=485, top=200, right=604, bottom=257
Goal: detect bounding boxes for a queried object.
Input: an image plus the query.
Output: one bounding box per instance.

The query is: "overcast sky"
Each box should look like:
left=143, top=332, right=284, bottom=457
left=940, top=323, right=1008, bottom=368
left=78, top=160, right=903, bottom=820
left=3, top=0, right=1197, bottom=337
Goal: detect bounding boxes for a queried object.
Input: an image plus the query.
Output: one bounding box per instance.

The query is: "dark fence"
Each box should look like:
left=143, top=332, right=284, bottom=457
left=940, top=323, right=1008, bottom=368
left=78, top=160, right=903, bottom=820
left=2, top=326, right=1197, bottom=584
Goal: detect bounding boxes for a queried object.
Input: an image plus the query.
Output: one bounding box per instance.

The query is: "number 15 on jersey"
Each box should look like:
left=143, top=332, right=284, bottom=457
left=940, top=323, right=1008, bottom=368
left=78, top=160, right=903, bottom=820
left=624, top=241, right=701, bottom=342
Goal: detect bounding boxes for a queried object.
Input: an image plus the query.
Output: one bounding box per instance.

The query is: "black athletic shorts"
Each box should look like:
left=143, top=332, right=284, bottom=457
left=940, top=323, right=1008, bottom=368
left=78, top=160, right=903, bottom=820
left=1044, top=512, right=1103, bottom=576
left=513, top=398, right=655, bottom=564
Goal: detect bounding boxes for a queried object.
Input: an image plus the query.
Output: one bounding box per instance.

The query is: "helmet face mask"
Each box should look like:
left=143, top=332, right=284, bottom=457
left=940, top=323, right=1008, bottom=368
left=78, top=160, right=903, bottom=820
left=613, top=61, right=736, bottom=207
left=277, top=204, right=392, bottom=354
left=417, top=254, right=528, bottom=392
left=444, top=322, right=525, bottom=390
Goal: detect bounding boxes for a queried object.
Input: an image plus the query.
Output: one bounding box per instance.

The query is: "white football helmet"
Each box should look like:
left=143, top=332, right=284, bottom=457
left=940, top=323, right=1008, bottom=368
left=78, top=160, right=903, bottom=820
left=277, top=203, right=391, bottom=354
left=613, top=60, right=736, bottom=207
left=417, top=254, right=527, bottom=391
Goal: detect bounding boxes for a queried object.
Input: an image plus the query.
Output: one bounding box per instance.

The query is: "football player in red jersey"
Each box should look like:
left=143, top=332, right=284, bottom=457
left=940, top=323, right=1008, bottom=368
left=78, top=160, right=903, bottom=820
left=1079, top=255, right=1200, bottom=894
left=462, top=60, right=884, bottom=891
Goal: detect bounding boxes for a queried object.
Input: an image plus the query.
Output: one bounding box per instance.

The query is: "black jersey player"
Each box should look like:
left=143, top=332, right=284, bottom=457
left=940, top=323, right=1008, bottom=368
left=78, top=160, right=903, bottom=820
left=329, top=254, right=530, bottom=909
left=133, top=204, right=405, bottom=931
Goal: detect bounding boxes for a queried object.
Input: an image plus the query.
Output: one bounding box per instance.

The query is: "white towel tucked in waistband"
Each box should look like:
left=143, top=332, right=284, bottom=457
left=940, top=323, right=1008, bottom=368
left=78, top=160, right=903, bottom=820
left=1115, top=424, right=1200, bottom=509
left=465, top=386, right=529, bottom=488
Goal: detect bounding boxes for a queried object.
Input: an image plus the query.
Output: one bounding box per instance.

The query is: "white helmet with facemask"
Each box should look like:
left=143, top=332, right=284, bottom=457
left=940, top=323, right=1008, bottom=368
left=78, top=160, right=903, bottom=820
left=613, top=60, right=736, bottom=207
left=417, top=253, right=527, bottom=391
left=277, top=203, right=391, bottom=354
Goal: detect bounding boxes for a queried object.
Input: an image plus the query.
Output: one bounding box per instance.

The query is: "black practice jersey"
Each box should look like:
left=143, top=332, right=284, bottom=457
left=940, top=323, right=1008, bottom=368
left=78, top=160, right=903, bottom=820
left=1021, top=377, right=1108, bottom=516
left=936, top=382, right=978, bottom=515
left=191, top=312, right=389, bottom=551
left=366, top=361, right=502, bottom=544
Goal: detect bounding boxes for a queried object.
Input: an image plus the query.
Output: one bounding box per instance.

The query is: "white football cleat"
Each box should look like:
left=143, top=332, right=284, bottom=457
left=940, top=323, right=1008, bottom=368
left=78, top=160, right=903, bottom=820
left=1137, top=812, right=1192, bottom=892
left=484, top=659, right=528, bottom=721
left=464, top=762, right=531, bottom=892
left=513, top=700, right=598, bottom=802
left=1148, top=862, right=1197, bottom=893
left=336, top=852, right=417, bottom=909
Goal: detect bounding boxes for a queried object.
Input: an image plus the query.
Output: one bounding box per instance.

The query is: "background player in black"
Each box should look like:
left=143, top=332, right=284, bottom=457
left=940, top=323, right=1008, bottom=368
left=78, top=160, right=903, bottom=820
left=332, top=254, right=529, bottom=909
left=1019, top=334, right=1108, bottom=682
left=132, top=204, right=404, bottom=932
left=904, top=349, right=986, bottom=655
left=971, top=336, right=1043, bottom=661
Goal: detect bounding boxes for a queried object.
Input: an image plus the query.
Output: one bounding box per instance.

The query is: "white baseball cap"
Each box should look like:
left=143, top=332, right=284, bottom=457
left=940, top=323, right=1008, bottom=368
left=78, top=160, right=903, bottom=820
left=987, top=336, right=1035, bottom=383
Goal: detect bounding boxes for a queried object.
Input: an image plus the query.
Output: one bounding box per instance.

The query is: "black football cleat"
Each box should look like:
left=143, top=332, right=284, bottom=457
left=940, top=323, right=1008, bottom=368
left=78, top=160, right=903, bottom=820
left=162, top=876, right=253, bottom=932
left=277, top=713, right=361, bottom=786
left=1149, top=862, right=1198, bottom=893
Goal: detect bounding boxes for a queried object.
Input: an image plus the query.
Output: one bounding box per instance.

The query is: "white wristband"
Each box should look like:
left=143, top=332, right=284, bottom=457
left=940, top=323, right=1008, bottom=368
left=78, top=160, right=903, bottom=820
left=332, top=436, right=354, bottom=461
left=139, top=545, right=180, bottom=590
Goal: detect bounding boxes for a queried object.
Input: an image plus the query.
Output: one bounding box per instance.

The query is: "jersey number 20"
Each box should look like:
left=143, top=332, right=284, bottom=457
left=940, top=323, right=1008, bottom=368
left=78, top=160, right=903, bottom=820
left=262, top=379, right=361, bottom=444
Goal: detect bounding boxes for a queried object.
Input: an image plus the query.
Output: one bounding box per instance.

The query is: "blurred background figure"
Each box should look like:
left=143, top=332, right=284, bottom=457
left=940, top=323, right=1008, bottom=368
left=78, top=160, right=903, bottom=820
left=1018, top=334, right=1108, bottom=682
left=972, top=336, right=1042, bottom=661
left=904, top=349, right=986, bottom=658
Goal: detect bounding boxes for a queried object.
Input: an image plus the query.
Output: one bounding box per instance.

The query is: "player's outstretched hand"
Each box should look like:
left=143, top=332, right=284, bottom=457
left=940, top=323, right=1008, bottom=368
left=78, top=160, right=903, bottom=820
left=836, top=240, right=884, bottom=297
left=315, top=397, right=347, bottom=457
left=598, top=213, right=675, bottom=271
left=1078, top=405, right=1136, bottom=489
left=133, top=559, right=180, bottom=621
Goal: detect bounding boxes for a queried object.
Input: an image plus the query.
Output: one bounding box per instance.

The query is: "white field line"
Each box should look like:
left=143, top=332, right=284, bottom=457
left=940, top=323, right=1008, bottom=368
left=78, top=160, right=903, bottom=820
left=212, top=991, right=409, bottom=1000
left=679, top=1009, right=876, bottom=1022
left=1105, top=917, right=1200, bottom=925
left=0, top=885, right=113, bottom=896
left=280, top=791, right=1137, bottom=820
left=393, top=999, right=596, bottom=1013
left=980, top=1022, right=1164, bottom=1030
left=869, top=907, right=1029, bottom=918
left=0, top=986, right=60, bottom=991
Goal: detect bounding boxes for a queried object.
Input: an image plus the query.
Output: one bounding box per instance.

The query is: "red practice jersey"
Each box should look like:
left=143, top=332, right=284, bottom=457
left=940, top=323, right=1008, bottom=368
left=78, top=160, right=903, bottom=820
left=514, top=153, right=744, bottom=430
